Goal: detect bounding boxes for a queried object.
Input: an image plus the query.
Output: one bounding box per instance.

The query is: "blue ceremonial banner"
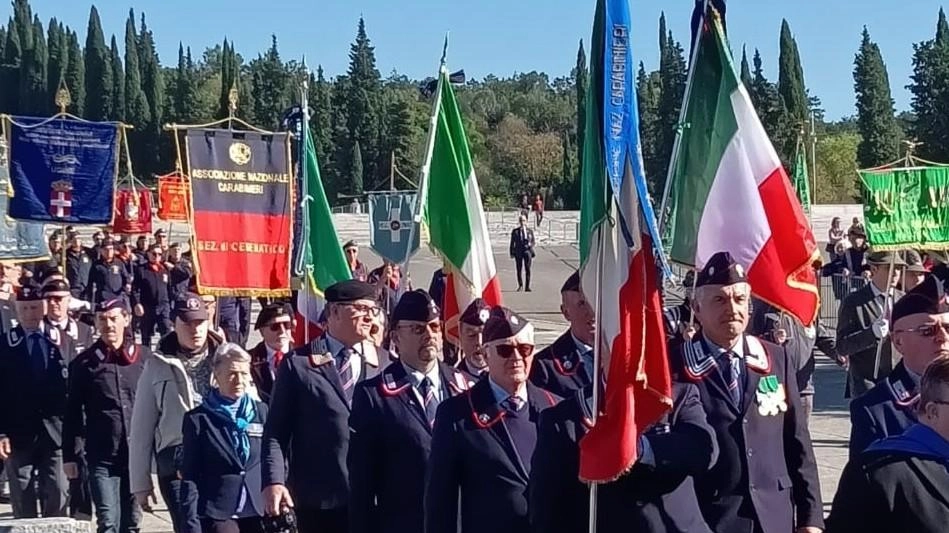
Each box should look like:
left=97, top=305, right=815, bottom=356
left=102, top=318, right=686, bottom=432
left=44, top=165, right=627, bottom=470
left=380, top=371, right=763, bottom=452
left=0, top=167, right=47, bottom=262
left=5, top=116, right=119, bottom=224
left=368, top=192, right=420, bottom=265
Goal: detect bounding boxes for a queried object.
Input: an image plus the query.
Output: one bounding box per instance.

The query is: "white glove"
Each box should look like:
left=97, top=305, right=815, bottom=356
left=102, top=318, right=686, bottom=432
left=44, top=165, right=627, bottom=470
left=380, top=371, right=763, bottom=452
left=872, top=317, right=889, bottom=339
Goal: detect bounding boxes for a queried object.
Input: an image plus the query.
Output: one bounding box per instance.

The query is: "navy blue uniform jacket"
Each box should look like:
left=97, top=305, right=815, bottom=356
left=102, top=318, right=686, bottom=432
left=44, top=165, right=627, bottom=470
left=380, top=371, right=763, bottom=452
left=671, top=335, right=823, bottom=533
left=848, top=361, right=918, bottom=457
left=529, top=332, right=591, bottom=398
left=181, top=399, right=268, bottom=521
left=348, top=361, right=475, bottom=533
left=529, top=382, right=716, bottom=533
left=261, top=336, right=388, bottom=511
left=424, top=378, right=559, bottom=533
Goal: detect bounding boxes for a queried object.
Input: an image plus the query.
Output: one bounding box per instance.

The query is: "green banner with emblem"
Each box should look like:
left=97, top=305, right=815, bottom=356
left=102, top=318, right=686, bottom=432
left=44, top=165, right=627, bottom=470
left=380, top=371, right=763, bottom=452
left=859, top=166, right=949, bottom=250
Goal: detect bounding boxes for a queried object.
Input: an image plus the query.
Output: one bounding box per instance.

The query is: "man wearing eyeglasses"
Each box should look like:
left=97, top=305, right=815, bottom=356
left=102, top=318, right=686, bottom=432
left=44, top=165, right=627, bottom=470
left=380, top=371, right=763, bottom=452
left=849, top=274, right=949, bottom=456
left=426, top=306, right=559, bottom=533
left=262, top=280, right=390, bottom=533
left=826, top=356, right=949, bottom=533
left=132, top=243, right=172, bottom=347
left=248, top=303, right=295, bottom=402
left=348, top=290, right=472, bottom=533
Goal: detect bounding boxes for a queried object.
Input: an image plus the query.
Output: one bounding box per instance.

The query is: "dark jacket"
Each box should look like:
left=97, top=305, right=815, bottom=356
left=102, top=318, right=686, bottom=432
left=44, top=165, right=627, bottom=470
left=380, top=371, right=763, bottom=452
left=181, top=399, right=268, bottom=521
left=670, top=335, right=823, bottom=533
left=262, top=336, right=389, bottom=511
left=424, top=379, right=559, bottom=533
left=63, top=340, right=148, bottom=464
left=89, top=259, right=131, bottom=304
left=248, top=341, right=291, bottom=404
left=44, top=316, right=95, bottom=363
left=348, top=361, right=475, bottom=533
left=836, top=284, right=903, bottom=392
left=0, top=325, right=68, bottom=448
left=529, top=382, right=716, bottom=533
left=168, top=259, right=193, bottom=307
left=826, top=439, right=949, bottom=533
left=848, top=361, right=918, bottom=457
left=133, top=264, right=171, bottom=308
left=65, top=248, right=93, bottom=300
left=529, top=331, right=591, bottom=397
left=509, top=226, right=535, bottom=257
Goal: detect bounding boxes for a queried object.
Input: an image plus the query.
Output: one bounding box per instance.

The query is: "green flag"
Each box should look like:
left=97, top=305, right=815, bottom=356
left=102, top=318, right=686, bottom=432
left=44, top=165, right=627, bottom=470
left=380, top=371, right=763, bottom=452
left=860, top=166, right=949, bottom=250
left=793, top=142, right=812, bottom=215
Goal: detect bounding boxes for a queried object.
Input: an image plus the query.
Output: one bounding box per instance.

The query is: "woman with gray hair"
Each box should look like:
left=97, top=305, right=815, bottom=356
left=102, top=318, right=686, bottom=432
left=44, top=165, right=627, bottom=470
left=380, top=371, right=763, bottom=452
left=180, top=343, right=268, bottom=533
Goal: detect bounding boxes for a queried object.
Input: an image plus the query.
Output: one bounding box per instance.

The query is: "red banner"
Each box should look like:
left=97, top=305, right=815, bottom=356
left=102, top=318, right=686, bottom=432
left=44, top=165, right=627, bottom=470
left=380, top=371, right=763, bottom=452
left=157, top=175, right=190, bottom=222
left=112, top=188, right=153, bottom=235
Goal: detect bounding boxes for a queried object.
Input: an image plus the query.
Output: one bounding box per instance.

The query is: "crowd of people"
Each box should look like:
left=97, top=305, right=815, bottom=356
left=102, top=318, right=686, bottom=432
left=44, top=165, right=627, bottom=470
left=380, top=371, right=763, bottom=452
left=1, top=219, right=949, bottom=533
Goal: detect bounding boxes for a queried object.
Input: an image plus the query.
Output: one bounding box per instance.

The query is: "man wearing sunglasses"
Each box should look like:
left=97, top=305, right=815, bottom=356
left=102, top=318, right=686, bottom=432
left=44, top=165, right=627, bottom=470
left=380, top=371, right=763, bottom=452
left=262, top=280, right=390, bottom=533
left=849, top=274, right=949, bottom=456
left=132, top=244, right=172, bottom=347
left=248, top=303, right=295, bottom=402
left=426, top=306, right=559, bottom=533
left=349, top=290, right=472, bottom=533
left=530, top=272, right=595, bottom=397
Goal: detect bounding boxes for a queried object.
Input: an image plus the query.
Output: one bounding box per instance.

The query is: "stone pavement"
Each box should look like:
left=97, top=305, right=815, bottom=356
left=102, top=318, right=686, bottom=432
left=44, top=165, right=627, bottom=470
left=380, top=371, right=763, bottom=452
left=0, top=239, right=854, bottom=529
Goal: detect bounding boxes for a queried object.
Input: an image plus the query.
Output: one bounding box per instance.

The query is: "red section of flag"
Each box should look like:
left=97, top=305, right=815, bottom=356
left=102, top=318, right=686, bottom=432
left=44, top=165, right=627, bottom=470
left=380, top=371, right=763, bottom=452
left=293, top=311, right=323, bottom=347
left=579, top=233, right=672, bottom=482
left=112, top=188, right=154, bottom=235
left=157, top=175, right=190, bottom=222
left=442, top=272, right=502, bottom=344
left=191, top=210, right=291, bottom=295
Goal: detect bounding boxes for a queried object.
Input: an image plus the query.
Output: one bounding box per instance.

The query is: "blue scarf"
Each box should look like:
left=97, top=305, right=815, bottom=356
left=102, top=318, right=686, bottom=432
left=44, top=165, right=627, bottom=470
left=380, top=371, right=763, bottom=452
left=203, top=389, right=256, bottom=464
left=868, top=423, right=949, bottom=463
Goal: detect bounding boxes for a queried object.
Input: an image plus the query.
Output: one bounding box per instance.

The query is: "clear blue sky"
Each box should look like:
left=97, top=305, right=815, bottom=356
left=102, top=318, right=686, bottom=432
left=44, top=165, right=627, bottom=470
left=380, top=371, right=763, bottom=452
left=22, top=0, right=947, bottom=120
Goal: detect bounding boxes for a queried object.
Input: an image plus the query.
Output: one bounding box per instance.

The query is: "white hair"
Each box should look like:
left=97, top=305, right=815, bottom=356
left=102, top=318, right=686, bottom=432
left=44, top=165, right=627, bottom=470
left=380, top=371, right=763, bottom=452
left=212, top=342, right=252, bottom=371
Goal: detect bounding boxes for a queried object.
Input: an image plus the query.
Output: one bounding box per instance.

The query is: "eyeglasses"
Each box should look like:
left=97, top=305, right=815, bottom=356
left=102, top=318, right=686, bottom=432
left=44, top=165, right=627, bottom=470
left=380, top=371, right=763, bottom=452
left=898, top=322, right=949, bottom=338
left=494, top=343, right=535, bottom=359
left=398, top=322, right=441, bottom=335
left=343, top=303, right=382, bottom=318
left=268, top=321, right=291, bottom=332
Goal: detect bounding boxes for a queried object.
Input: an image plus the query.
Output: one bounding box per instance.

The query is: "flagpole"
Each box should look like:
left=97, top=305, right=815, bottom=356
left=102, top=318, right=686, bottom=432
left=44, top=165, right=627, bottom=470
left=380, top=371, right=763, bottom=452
left=588, top=217, right=605, bottom=533
left=300, top=61, right=313, bottom=346
left=658, top=0, right=709, bottom=236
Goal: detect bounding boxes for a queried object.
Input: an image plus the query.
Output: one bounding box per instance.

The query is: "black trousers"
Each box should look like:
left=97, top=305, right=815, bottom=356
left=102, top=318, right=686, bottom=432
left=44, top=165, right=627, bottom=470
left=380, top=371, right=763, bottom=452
left=5, top=434, right=68, bottom=518
left=140, top=307, right=172, bottom=347
left=295, top=506, right=348, bottom=533
left=514, top=253, right=533, bottom=289
left=200, top=517, right=263, bottom=533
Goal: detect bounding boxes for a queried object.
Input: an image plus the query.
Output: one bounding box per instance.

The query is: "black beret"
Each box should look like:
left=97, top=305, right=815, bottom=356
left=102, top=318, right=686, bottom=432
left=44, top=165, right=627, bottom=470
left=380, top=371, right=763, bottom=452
left=892, top=276, right=946, bottom=324
left=41, top=278, right=70, bottom=296
left=96, top=297, right=130, bottom=314
left=696, top=252, right=747, bottom=288
left=561, top=271, right=581, bottom=293
left=174, top=292, right=209, bottom=321
left=16, top=280, right=42, bottom=301
left=483, top=306, right=534, bottom=345
left=392, top=290, right=440, bottom=324
left=460, top=298, right=491, bottom=326
left=255, top=303, right=293, bottom=329
left=325, top=280, right=377, bottom=303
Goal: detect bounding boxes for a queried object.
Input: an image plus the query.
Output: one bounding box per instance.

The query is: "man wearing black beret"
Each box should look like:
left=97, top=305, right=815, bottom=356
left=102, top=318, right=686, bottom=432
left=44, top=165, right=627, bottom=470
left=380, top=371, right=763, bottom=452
left=262, top=279, right=391, bottom=533
left=89, top=239, right=132, bottom=307
left=248, top=303, right=295, bottom=402
left=454, top=298, right=491, bottom=380
left=426, top=306, right=558, bottom=533
left=42, top=279, right=94, bottom=363
left=669, top=251, right=823, bottom=533
left=348, top=290, right=472, bottom=533
left=529, top=272, right=595, bottom=397
left=849, top=274, right=949, bottom=456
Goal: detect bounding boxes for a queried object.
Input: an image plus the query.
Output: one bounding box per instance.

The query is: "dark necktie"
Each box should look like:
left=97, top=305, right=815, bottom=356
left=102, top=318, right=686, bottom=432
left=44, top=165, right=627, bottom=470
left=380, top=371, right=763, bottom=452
left=722, top=352, right=741, bottom=406
left=420, top=377, right=438, bottom=426
left=29, top=333, right=46, bottom=376
left=337, top=348, right=356, bottom=403
left=503, top=395, right=526, bottom=413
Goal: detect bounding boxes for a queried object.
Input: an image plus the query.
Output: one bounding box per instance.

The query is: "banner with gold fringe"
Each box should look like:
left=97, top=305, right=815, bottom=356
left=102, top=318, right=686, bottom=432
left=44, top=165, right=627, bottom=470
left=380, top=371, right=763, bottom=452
left=157, top=173, right=190, bottom=222
left=112, top=187, right=153, bottom=235
left=860, top=166, right=949, bottom=250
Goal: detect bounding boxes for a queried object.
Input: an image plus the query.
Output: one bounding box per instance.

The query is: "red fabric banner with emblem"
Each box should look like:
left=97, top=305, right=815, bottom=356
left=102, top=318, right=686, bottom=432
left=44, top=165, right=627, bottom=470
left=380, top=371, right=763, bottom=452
left=112, top=188, right=153, bottom=235
left=157, top=174, right=190, bottom=222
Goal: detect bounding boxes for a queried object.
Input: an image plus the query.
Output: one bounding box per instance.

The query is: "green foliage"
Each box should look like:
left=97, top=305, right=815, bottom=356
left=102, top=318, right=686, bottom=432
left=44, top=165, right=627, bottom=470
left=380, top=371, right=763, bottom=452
left=854, top=27, right=901, bottom=168
left=909, top=8, right=949, bottom=163
left=83, top=6, right=111, bottom=121
left=46, top=19, right=64, bottom=98
left=63, top=28, right=83, bottom=115
left=109, top=35, right=123, bottom=121
left=814, top=132, right=861, bottom=203
left=656, top=18, right=687, bottom=194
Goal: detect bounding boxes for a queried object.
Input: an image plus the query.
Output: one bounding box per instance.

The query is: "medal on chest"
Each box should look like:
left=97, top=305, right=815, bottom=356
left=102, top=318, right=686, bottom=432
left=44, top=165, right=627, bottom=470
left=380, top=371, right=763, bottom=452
left=756, top=375, right=788, bottom=416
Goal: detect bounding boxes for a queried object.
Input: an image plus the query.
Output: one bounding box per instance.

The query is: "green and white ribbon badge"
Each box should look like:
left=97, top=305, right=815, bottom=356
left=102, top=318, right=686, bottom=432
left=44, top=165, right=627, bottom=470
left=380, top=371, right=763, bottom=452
left=756, top=375, right=788, bottom=417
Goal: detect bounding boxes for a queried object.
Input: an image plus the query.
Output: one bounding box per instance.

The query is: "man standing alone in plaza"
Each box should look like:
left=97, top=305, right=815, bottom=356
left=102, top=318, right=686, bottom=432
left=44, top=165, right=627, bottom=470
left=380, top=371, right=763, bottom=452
left=508, top=215, right=535, bottom=292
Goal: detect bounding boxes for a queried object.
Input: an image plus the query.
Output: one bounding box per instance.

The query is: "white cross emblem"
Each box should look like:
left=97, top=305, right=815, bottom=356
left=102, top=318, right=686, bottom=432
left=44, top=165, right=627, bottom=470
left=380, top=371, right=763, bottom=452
left=51, top=192, right=72, bottom=218
left=377, top=205, right=412, bottom=243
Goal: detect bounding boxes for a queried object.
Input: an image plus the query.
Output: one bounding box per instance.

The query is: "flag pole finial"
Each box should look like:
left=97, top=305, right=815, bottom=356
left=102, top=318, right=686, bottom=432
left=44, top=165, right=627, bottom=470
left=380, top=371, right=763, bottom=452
left=440, top=33, right=449, bottom=70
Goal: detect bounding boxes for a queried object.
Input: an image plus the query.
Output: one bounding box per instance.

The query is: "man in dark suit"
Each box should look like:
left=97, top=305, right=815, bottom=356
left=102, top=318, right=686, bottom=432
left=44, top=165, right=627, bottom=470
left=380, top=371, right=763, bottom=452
left=64, top=233, right=93, bottom=302
left=425, top=306, right=559, bottom=533
left=248, top=303, right=295, bottom=403
left=530, top=272, right=594, bottom=397
left=837, top=251, right=905, bottom=398
left=508, top=215, right=535, bottom=292
left=849, top=274, right=949, bottom=456
left=42, top=279, right=94, bottom=362
left=453, top=299, right=490, bottom=380
left=670, top=252, right=823, bottom=533
left=530, top=374, right=717, bottom=533
left=0, top=281, right=69, bottom=518
left=132, top=243, right=172, bottom=347
left=89, top=240, right=132, bottom=307
left=262, top=280, right=391, bottom=533
left=348, top=290, right=474, bottom=533
left=826, top=356, right=949, bottom=533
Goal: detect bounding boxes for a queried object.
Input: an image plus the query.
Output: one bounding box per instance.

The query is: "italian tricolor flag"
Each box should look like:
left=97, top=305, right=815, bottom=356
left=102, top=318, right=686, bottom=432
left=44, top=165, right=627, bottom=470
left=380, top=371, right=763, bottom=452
left=422, top=69, right=502, bottom=341
left=666, top=10, right=819, bottom=326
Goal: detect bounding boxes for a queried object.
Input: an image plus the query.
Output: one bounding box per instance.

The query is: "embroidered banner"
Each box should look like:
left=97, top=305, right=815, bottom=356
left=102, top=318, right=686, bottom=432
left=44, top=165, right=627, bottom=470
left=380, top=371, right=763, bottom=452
left=860, top=166, right=949, bottom=250
left=185, top=129, right=292, bottom=296
left=5, top=115, right=119, bottom=224
left=0, top=165, right=47, bottom=262
left=112, top=187, right=153, bottom=235
left=157, top=174, right=190, bottom=222
left=368, top=191, right=420, bottom=265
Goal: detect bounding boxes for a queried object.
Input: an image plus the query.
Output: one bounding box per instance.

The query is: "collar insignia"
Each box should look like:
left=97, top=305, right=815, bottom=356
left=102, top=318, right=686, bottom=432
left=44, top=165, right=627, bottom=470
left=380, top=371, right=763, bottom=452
left=887, top=373, right=919, bottom=407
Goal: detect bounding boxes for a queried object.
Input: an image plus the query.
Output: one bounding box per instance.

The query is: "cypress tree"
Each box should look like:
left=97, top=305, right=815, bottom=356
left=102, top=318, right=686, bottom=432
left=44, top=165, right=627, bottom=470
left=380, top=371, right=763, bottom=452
left=12, top=0, right=31, bottom=51
left=138, top=13, right=164, bottom=177
left=218, top=38, right=234, bottom=119
left=84, top=6, right=112, bottom=121
left=854, top=27, right=901, bottom=168
left=0, top=26, right=6, bottom=61
left=173, top=44, right=200, bottom=123
left=64, top=29, right=84, bottom=116
left=0, top=21, right=20, bottom=113
left=310, top=65, right=334, bottom=167
left=110, top=35, right=124, bottom=121
left=574, top=39, right=586, bottom=179
left=346, top=17, right=382, bottom=185
left=249, top=35, right=290, bottom=130
left=751, top=49, right=788, bottom=158
left=637, top=63, right=662, bottom=194
left=657, top=27, right=687, bottom=185
left=124, top=10, right=149, bottom=127
left=740, top=46, right=753, bottom=89
left=351, top=140, right=364, bottom=195
left=20, top=15, right=47, bottom=114
left=778, top=19, right=808, bottom=158
left=909, top=9, right=949, bottom=162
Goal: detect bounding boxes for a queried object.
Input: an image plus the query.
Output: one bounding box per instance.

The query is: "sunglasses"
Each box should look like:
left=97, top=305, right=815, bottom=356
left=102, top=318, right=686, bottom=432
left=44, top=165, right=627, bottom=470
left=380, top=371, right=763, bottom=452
left=268, top=321, right=292, bottom=332
left=344, top=303, right=382, bottom=318
left=494, top=343, right=534, bottom=359
left=900, top=322, right=949, bottom=338
left=398, top=322, right=441, bottom=335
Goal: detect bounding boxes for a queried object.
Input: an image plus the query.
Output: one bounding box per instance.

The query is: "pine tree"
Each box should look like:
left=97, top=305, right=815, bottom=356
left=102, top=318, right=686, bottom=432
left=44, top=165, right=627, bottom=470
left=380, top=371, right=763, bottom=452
left=854, top=27, right=901, bottom=168
left=84, top=6, right=112, bottom=121
left=909, top=9, right=949, bottom=162
left=751, top=49, right=789, bottom=159
left=657, top=24, right=687, bottom=188
left=64, top=29, right=84, bottom=116
left=740, top=46, right=753, bottom=89
left=346, top=17, right=382, bottom=185
left=248, top=35, right=290, bottom=130
left=778, top=19, right=808, bottom=160
left=351, top=140, right=364, bottom=195
left=310, top=65, right=334, bottom=167
left=124, top=10, right=149, bottom=127
left=46, top=19, right=64, bottom=102
left=574, top=40, right=587, bottom=181
left=109, top=35, right=124, bottom=121
left=377, top=91, right=420, bottom=185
